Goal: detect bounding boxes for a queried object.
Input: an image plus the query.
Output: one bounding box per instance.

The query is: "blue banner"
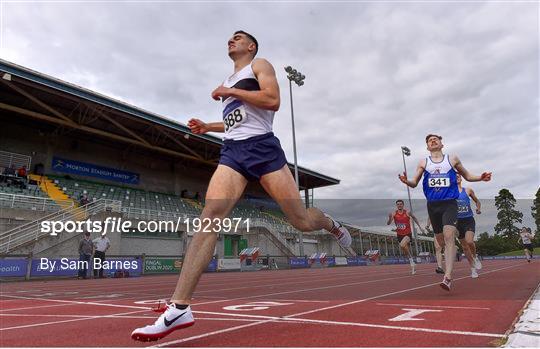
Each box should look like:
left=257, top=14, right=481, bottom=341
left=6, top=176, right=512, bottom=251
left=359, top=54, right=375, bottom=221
left=105, top=257, right=142, bottom=276
left=382, top=257, right=409, bottom=265
left=31, top=258, right=78, bottom=277
left=206, top=259, right=218, bottom=272
left=326, top=257, right=336, bottom=267
left=0, top=258, right=28, bottom=277
left=52, top=156, right=139, bottom=184
left=483, top=256, right=526, bottom=260
left=31, top=257, right=142, bottom=277
left=347, top=256, right=368, bottom=266
left=289, top=258, right=309, bottom=268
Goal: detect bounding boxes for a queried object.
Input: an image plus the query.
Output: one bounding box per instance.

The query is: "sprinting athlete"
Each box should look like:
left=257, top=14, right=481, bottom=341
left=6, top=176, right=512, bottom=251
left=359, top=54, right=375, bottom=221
left=399, top=134, right=491, bottom=291
left=456, top=174, right=483, bottom=278
left=387, top=199, right=425, bottom=275
left=131, top=30, right=351, bottom=341
left=426, top=219, right=444, bottom=274
left=518, top=227, right=535, bottom=263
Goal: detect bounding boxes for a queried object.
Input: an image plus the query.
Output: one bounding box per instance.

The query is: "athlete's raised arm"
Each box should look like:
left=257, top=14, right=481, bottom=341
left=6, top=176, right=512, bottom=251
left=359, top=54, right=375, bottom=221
left=387, top=212, right=394, bottom=225
left=399, top=159, right=426, bottom=188
left=211, top=58, right=280, bottom=111
left=187, top=118, right=225, bottom=134
left=451, top=155, right=491, bottom=182
left=466, top=187, right=482, bottom=214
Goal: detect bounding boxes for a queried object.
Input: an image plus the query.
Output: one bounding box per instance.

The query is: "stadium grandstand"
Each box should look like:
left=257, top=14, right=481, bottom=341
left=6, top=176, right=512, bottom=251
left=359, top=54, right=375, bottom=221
left=0, top=58, right=435, bottom=277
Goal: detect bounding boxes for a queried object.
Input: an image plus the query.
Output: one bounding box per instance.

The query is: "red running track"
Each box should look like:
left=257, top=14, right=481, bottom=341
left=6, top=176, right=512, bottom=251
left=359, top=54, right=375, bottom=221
left=1, top=259, right=538, bottom=347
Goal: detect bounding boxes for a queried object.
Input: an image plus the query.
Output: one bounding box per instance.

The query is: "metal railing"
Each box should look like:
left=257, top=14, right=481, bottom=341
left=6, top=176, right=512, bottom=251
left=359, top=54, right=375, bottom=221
left=0, top=192, right=73, bottom=212
left=0, top=150, right=31, bottom=172
left=0, top=198, right=311, bottom=256
left=121, top=206, right=197, bottom=222
left=0, top=199, right=121, bottom=254
left=249, top=218, right=296, bottom=255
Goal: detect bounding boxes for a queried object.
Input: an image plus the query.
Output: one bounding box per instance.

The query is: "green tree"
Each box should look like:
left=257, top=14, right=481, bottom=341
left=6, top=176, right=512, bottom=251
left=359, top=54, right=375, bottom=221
left=532, top=187, right=540, bottom=233
left=476, top=232, right=511, bottom=256
left=494, top=189, right=523, bottom=246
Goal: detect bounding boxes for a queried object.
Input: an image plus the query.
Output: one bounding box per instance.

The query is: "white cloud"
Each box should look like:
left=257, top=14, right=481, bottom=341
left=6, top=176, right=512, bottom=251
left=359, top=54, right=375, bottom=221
left=2, top=1, right=537, bottom=206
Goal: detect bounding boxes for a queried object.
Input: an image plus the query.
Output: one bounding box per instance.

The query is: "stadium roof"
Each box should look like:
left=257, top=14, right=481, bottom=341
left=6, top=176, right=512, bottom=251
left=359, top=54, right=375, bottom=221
left=0, top=59, right=339, bottom=190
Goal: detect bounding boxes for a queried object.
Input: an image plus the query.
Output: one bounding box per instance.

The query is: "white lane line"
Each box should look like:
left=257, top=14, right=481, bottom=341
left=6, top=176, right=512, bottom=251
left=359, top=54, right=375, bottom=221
left=0, top=313, right=261, bottom=322
left=0, top=295, right=151, bottom=310
left=0, top=267, right=403, bottom=295
left=0, top=303, right=73, bottom=312
left=0, top=263, right=499, bottom=313
left=151, top=312, right=505, bottom=348
left=0, top=268, right=449, bottom=311
left=189, top=268, right=453, bottom=306
left=152, top=321, right=269, bottom=347
left=289, top=263, right=522, bottom=318
left=152, top=263, right=523, bottom=347
left=0, top=309, right=148, bottom=331
left=262, top=298, right=329, bottom=303
left=376, top=303, right=491, bottom=310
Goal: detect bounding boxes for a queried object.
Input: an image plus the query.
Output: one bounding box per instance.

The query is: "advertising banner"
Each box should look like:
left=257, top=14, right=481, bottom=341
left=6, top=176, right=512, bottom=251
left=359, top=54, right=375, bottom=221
left=289, top=257, right=309, bottom=268
left=52, top=156, right=140, bottom=184
left=144, top=258, right=182, bottom=274
left=218, top=258, right=241, bottom=271
left=0, top=258, right=28, bottom=277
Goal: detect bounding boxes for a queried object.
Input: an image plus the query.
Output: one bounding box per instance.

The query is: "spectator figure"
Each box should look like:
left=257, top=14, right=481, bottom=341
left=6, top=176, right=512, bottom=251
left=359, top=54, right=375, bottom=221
left=79, top=194, right=89, bottom=206
left=17, top=165, right=28, bottom=189
left=78, top=232, right=93, bottom=279
left=3, top=165, right=15, bottom=176
left=17, top=165, right=27, bottom=178
left=93, top=232, right=111, bottom=278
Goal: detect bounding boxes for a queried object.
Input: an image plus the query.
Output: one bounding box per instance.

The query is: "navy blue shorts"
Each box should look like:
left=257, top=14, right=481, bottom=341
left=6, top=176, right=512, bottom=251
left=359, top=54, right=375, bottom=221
left=219, top=132, right=288, bottom=181
left=457, top=216, right=475, bottom=239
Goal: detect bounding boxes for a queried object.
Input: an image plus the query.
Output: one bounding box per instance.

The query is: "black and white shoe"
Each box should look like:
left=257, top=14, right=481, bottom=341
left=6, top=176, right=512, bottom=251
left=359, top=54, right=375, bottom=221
left=435, top=267, right=444, bottom=274
left=131, top=303, right=194, bottom=342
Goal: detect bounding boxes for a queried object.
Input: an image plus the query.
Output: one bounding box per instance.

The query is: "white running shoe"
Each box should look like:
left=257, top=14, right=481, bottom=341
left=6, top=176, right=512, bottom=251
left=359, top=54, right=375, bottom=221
left=324, top=214, right=351, bottom=247
left=131, top=303, right=195, bottom=342
left=411, top=263, right=416, bottom=275
left=439, top=277, right=452, bottom=291
left=471, top=268, right=479, bottom=278
left=474, top=256, right=482, bottom=270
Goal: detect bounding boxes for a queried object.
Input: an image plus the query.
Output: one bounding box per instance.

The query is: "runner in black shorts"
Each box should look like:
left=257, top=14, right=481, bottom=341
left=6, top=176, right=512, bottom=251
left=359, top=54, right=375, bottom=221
left=518, top=227, right=535, bottom=263
left=455, top=174, right=483, bottom=278
left=399, top=134, right=491, bottom=291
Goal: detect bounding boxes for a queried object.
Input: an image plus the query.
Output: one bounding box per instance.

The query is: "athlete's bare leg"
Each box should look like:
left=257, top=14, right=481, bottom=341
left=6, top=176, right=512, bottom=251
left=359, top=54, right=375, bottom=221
left=399, top=236, right=412, bottom=258
left=170, top=165, right=247, bottom=304
left=259, top=165, right=333, bottom=232
left=465, top=231, right=478, bottom=257
left=399, top=235, right=415, bottom=274
left=524, top=248, right=531, bottom=260
left=460, top=231, right=476, bottom=267
left=441, top=225, right=457, bottom=279
left=459, top=238, right=474, bottom=267
left=434, top=237, right=444, bottom=269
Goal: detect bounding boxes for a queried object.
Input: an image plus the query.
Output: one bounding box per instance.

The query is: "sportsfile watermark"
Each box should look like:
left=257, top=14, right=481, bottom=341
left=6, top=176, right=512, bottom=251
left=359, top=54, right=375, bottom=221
left=41, top=217, right=251, bottom=236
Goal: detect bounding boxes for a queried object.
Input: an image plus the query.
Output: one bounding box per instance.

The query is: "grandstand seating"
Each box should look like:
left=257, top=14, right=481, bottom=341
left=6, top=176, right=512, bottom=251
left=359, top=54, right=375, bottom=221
left=47, top=174, right=200, bottom=216
left=46, top=174, right=299, bottom=230
left=0, top=183, right=47, bottom=197
left=1, top=171, right=318, bottom=242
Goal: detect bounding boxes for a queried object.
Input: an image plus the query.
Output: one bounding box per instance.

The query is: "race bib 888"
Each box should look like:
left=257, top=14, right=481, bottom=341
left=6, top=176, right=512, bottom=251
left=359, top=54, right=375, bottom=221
left=223, top=100, right=247, bottom=132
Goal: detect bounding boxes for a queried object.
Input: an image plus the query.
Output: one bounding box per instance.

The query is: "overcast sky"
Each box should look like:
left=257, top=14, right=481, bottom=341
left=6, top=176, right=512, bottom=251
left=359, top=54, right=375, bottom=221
left=2, top=1, right=538, bottom=208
